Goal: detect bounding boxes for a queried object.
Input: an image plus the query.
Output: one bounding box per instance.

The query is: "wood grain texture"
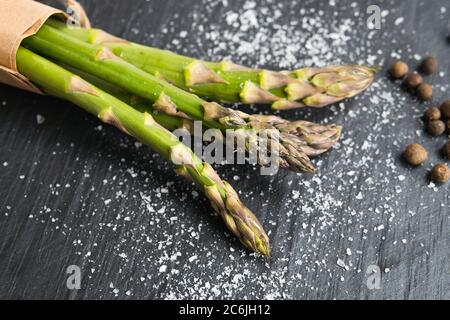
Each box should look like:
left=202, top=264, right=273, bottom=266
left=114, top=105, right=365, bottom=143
left=0, top=0, right=449, bottom=299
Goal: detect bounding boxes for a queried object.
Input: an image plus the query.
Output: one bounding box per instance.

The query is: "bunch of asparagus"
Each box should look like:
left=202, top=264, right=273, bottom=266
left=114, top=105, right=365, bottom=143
left=15, top=20, right=376, bottom=257
left=46, top=19, right=376, bottom=111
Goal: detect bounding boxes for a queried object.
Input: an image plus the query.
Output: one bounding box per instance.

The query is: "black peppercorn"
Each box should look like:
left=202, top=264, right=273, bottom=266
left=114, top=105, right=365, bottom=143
left=442, top=141, right=450, bottom=160
left=430, top=164, right=450, bottom=184
left=423, top=107, right=441, bottom=122
left=420, top=56, right=438, bottom=75
left=417, top=83, right=433, bottom=101
left=403, top=144, right=428, bottom=166
left=404, top=73, right=423, bottom=89
left=427, top=120, right=446, bottom=136
left=389, top=61, right=409, bottom=79
left=439, top=100, right=450, bottom=118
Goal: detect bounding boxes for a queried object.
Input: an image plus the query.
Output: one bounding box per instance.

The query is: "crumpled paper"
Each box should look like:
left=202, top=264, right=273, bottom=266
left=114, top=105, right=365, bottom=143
left=0, top=0, right=89, bottom=93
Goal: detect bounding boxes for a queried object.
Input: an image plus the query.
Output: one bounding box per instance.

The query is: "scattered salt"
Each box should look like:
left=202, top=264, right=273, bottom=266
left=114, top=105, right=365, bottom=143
left=159, top=265, right=167, bottom=273
left=394, top=17, right=404, bottom=25
left=36, top=114, right=45, bottom=125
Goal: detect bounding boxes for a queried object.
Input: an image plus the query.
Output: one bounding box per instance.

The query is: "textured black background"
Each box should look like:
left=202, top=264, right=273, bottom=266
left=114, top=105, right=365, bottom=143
left=0, top=0, right=449, bottom=299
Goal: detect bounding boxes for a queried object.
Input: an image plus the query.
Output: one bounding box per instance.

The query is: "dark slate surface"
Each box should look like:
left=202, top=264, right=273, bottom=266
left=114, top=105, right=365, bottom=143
left=0, top=0, right=449, bottom=299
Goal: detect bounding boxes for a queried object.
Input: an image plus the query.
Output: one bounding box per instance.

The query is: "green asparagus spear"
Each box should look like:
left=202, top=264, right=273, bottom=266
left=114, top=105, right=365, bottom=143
left=46, top=19, right=376, bottom=110
left=23, top=24, right=323, bottom=173
left=60, top=62, right=341, bottom=158
left=58, top=61, right=188, bottom=131
left=16, top=46, right=270, bottom=256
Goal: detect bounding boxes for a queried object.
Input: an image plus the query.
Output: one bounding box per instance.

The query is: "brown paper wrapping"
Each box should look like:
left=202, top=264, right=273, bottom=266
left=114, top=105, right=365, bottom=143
left=0, top=0, right=89, bottom=93
left=66, top=0, right=91, bottom=28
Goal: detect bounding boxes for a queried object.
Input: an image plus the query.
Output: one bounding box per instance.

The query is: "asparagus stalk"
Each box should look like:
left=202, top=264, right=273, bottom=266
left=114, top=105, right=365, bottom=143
left=16, top=46, right=270, bottom=256
left=23, top=24, right=331, bottom=173
left=59, top=61, right=188, bottom=131
left=46, top=19, right=376, bottom=110
left=60, top=63, right=342, bottom=158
